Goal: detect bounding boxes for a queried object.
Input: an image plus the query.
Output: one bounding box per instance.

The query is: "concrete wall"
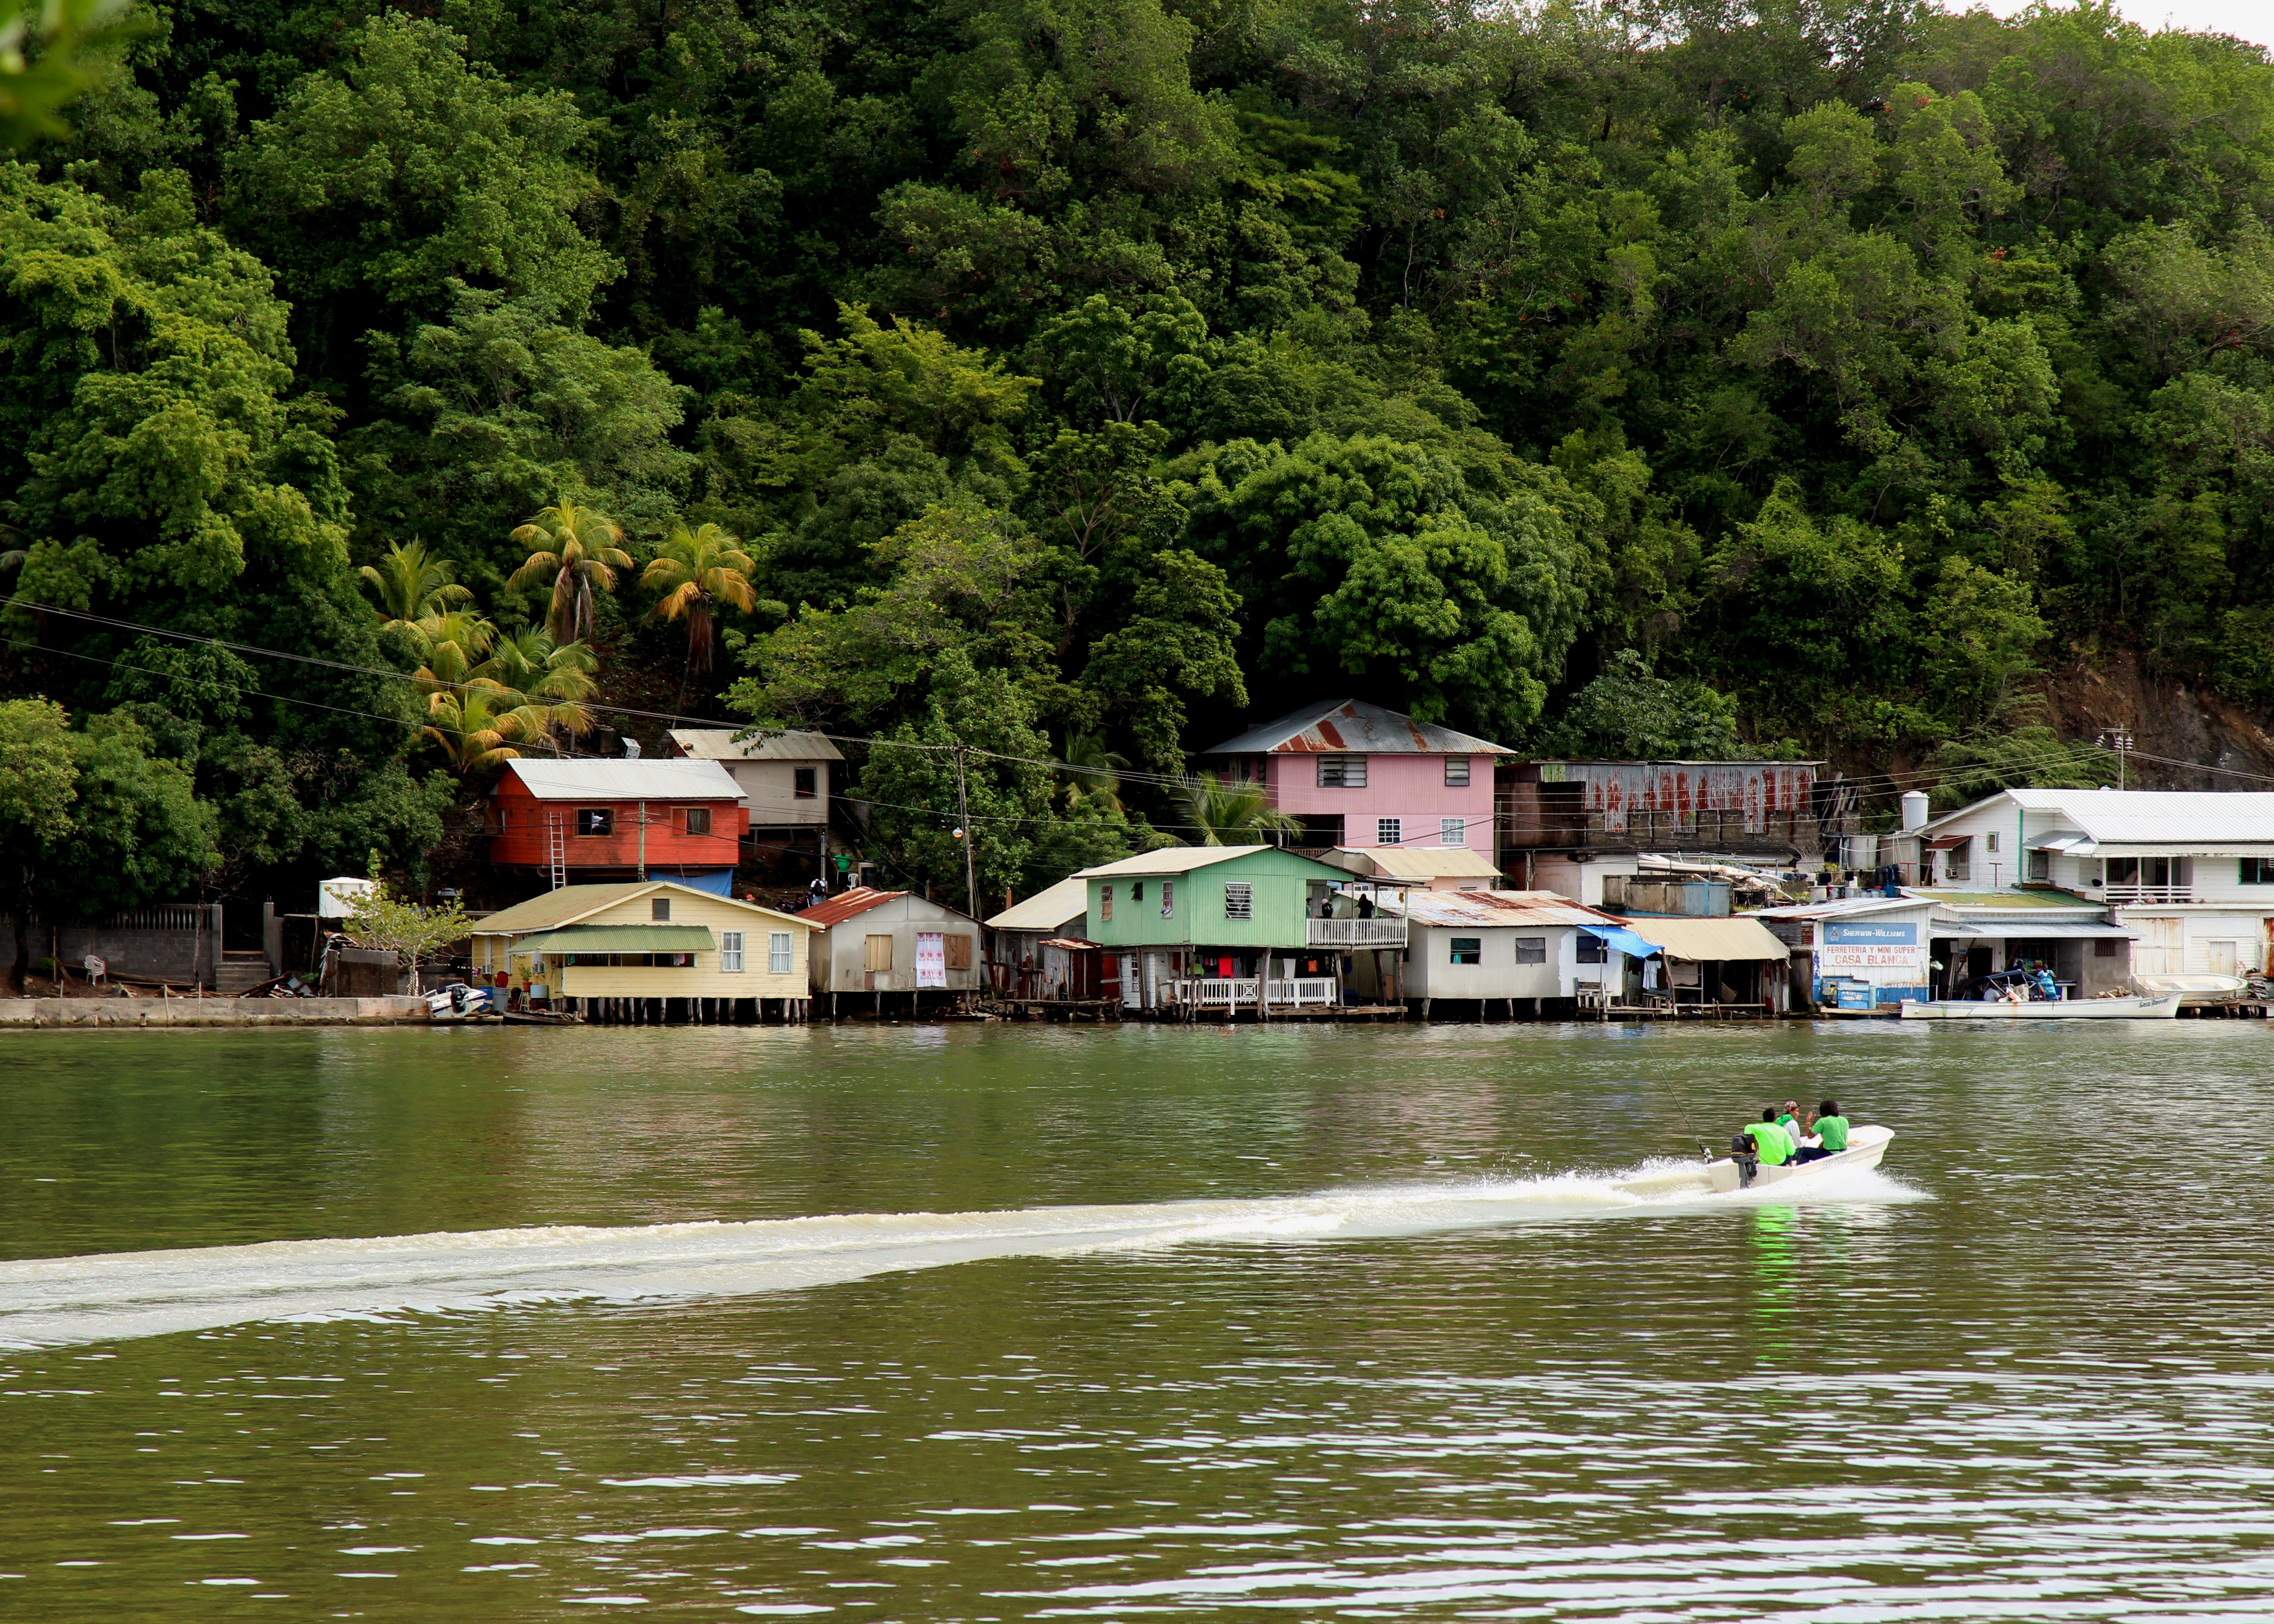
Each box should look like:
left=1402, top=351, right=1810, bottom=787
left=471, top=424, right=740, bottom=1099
left=3, top=909, right=224, bottom=985
left=0, top=996, right=427, bottom=1026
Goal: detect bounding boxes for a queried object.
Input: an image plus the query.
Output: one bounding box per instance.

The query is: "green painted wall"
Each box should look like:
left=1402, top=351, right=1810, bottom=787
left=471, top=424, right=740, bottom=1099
left=1083, top=848, right=1349, bottom=949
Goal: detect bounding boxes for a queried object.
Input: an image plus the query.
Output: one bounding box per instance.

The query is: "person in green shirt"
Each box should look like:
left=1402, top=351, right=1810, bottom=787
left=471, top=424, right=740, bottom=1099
left=1791, top=1099, right=1850, bottom=1163
left=1741, top=1109, right=1794, bottom=1166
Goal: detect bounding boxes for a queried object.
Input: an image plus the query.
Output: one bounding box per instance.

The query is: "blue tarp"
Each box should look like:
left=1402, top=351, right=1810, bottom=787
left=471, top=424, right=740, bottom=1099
left=672, top=868, right=737, bottom=897
left=1580, top=923, right=1661, bottom=959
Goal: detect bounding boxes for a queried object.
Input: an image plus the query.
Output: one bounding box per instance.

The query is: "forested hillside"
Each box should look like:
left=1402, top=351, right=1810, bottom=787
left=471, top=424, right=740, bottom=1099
left=3, top=0, right=2273, bottom=911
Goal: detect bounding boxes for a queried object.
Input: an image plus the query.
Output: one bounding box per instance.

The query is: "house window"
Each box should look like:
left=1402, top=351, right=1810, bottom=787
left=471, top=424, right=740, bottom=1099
left=1576, top=934, right=1607, bottom=964
left=2027, top=849, right=2050, bottom=882
left=684, top=806, right=712, bottom=835
left=2095, top=939, right=2120, bottom=958
left=1317, top=756, right=1366, bottom=789
left=1377, top=818, right=1402, bottom=846
left=794, top=767, right=817, bottom=799
left=651, top=897, right=671, bottom=921
left=1223, top=881, right=1253, bottom=920
left=1515, top=936, right=1547, bottom=964
left=1440, top=817, right=1466, bottom=847
left=769, top=931, right=793, bottom=974
left=1985, top=831, right=2000, bottom=853
left=2244, top=859, right=2274, bottom=884
left=1132, top=882, right=1145, bottom=902
left=1444, top=757, right=1471, bottom=787
left=1100, top=885, right=1113, bottom=923
left=944, top=934, right=973, bottom=970
left=1160, top=881, right=1173, bottom=917
left=720, top=930, right=744, bottom=972
left=576, top=808, right=612, bottom=836
left=1449, top=936, right=1482, bottom=965
left=863, top=933, right=893, bottom=972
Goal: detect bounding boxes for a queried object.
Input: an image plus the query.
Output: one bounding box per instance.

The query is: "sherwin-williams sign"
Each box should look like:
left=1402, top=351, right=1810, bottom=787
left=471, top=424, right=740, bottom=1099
left=1821, top=920, right=1921, bottom=971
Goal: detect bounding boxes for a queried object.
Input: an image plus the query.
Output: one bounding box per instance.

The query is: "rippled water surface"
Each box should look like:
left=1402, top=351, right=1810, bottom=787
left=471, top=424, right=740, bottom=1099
left=1, top=1020, right=2270, bottom=1619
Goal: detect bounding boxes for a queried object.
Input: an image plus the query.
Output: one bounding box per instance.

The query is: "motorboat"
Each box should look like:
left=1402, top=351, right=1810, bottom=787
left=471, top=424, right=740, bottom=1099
left=1898, top=992, right=2180, bottom=1020
left=1614, top=1125, right=1895, bottom=1198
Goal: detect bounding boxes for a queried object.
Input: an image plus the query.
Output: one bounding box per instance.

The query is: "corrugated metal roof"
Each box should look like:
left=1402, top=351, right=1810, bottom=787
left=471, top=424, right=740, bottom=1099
left=1907, top=888, right=2104, bottom=911
left=667, top=727, right=844, bottom=763
left=1923, top=789, right=2274, bottom=847
left=513, top=924, right=718, bottom=953
left=987, top=876, right=1089, bottom=931
left=501, top=758, right=743, bottom=801
left=1077, top=846, right=1263, bottom=878
left=799, top=887, right=906, bottom=928
left=1394, top=890, right=1620, bottom=928
left=1937, top=922, right=2136, bottom=940
left=1618, top=915, right=1790, bottom=961
left=1750, top=896, right=1933, bottom=922
left=1326, top=845, right=1502, bottom=881
left=471, top=881, right=812, bottom=936
left=1205, top=700, right=1515, bottom=757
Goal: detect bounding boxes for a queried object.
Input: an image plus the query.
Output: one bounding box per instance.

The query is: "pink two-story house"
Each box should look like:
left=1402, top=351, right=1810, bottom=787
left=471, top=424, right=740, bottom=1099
left=1204, top=700, right=1513, bottom=851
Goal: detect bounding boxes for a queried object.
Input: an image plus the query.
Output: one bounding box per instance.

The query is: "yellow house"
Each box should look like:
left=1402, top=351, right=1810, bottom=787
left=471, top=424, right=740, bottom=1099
left=470, top=881, right=816, bottom=1023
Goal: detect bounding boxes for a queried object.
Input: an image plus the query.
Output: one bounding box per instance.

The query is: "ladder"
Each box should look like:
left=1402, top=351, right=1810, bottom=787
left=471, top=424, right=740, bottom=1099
left=545, top=812, right=565, bottom=890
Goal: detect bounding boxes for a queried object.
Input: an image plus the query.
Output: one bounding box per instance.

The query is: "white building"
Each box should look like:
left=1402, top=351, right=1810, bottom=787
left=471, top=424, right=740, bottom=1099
left=1344, top=890, right=1621, bottom=1015
left=1752, top=890, right=2134, bottom=1008
left=1914, top=789, right=2274, bottom=976
left=666, top=727, right=842, bottom=881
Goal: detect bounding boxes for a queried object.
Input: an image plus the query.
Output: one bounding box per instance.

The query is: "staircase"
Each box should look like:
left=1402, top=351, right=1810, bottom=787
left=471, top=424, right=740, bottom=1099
left=215, top=951, right=272, bottom=995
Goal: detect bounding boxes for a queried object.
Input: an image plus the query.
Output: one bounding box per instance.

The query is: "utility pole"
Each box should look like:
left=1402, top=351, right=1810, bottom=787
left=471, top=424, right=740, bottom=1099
left=953, top=744, right=978, bottom=921
left=2099, top=729, right=2133, bottom=790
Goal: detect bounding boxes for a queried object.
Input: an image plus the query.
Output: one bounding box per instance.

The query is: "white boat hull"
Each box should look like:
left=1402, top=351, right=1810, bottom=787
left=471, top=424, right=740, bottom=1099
left=1613, top=1125, right=1894, bottom=1199
left=1898, top=993, right=2180, bottom=1020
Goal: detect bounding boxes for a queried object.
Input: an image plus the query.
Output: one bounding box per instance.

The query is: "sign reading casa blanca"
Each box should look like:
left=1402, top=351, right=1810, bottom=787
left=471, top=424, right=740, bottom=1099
left=1819, top=921, right=1922, bottom=971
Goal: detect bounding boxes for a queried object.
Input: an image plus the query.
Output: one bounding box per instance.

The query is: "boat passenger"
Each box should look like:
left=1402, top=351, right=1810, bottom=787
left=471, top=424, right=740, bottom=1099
left=1791, top=1099, right=1848, bottom=1164
left=1742, top=1109, right=1794, bottom=1167
left=1776, top=1099, right=1807, bottom=1144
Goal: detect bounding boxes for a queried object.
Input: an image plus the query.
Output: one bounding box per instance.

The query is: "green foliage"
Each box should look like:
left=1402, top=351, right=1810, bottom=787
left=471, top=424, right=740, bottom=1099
left=1170, top=772, right=1301, bottom=846
left=1533, top=650, right=1750, bottom=761
left=341, top=861, right=474, bottom=972
left=0, top=0, right=148, bottom=148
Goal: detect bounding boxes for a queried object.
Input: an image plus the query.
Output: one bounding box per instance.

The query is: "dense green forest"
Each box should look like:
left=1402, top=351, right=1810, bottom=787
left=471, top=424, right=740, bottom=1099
left=2, top=0, right=2272, bottom=920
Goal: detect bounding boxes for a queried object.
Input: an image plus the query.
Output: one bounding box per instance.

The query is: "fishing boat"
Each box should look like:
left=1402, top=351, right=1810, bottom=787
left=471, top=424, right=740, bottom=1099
left=1897, top=992, right=2180, bottom=1020
left=1614, top=1125, right=1895, bottom=1198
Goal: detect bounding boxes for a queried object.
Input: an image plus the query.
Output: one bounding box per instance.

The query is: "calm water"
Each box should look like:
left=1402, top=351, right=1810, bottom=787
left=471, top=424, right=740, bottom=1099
left=0, top=1021, right=2270, bottom=1619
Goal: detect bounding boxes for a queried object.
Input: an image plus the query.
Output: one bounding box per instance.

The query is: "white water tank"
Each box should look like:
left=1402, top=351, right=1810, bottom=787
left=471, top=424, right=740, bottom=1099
left=1901, top=790, right=1929, bottom=832
left=1841, top=834, right=1879, bottom=871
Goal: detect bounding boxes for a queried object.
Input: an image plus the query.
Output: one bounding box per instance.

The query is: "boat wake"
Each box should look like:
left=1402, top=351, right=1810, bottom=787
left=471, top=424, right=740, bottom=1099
left=0, top=1163, right=1917, bottom=1349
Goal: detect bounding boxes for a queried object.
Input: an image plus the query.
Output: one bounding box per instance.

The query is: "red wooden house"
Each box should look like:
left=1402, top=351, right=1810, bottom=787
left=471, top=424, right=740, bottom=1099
left=488, top=759, right=750, bottom=890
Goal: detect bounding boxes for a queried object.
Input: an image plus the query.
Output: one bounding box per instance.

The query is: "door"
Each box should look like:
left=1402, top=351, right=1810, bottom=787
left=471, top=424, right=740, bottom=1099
left=2134, top=917, right=2182, bottom=976
left=2204, top=939, right=2239, bottom=976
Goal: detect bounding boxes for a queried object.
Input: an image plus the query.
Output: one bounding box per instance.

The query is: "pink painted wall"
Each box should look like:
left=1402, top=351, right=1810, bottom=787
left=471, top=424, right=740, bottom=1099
left=1262, top=753, right=1495, bottom=843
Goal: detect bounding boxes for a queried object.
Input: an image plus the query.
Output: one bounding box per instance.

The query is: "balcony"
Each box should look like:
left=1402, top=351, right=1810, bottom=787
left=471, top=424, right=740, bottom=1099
left=1171, top=977, right=1339, bottom=1010
left=2101, top=886, right=2193, bottom=906
left=1307, top=917, right=1408, bottom=948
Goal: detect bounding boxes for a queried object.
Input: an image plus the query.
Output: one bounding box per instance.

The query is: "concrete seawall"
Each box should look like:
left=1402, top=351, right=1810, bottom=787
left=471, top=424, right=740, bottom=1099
left=0, top=997, right=429, bottom=1027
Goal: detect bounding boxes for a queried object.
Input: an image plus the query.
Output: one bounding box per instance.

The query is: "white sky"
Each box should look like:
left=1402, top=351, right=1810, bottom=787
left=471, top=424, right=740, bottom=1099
left=1967, top=0, right=2269, bottom=48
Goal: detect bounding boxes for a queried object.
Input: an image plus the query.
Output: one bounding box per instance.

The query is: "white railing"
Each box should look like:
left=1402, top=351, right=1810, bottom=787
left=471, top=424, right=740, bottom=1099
left=1171, top=977, right=1338, bottom=1008
left=2103, top=886, right=2192, bottom=905
left=1307, top=917, right=1407, bottom=947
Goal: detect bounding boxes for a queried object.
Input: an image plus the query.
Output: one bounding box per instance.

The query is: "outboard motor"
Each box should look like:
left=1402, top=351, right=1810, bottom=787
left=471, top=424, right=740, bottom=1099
left=1729, top=1132, right=1759, bottom=1188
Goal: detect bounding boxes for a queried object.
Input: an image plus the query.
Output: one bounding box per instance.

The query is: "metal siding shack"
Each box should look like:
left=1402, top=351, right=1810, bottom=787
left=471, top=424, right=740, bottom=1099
left=802, top=889, right=983, bottom=997
left=1370, top=890, right=1623, bottom=1007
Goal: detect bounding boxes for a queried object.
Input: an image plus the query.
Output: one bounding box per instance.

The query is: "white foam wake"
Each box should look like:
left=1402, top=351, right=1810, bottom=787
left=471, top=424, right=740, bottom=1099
left=0, top=1163, right=1913, bottom=1349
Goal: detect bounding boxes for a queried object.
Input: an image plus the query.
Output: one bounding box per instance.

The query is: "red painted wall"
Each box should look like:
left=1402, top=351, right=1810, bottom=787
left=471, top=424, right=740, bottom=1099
left=488, top=779, right=748, bottom=870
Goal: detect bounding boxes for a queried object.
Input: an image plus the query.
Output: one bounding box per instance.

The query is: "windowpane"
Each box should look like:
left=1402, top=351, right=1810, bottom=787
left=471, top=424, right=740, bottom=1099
left=1101, top=885, right=1113, bottom=922
left=720, top=930, right=744, bottom=972
left=1576, top=934, right=1607, bottom=964
left=685, top=806, right=713, bottom=835
left=1223, top=881, right=1253, bottom=920
left=1317, top=756, right=1366, bottom=788
left=1444, top=757, right=1471, bottom=787
left=576, top=808, right=612, bottom=836
left=769, top=932, right=793, bottom=974
left=1376, top=817, right=1402, bottom=846
left=1439, top=817, right=1466, bottom=847
left=1515, top=936, right=1546, bottom=964
left=1160, top=880, right=1173, bottom=917
left=651, top=897, right=671, bottom=921
left=1449, top=936, right=1482, bottom=965
left=2245, top=858, right=2274, bottom=884
left=793, top=767, right=817, bottom=798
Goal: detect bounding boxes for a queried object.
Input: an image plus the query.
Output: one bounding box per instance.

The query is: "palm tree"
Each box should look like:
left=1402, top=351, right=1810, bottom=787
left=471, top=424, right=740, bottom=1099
left=1172, top=772, right=1303, bottom=846
left=421, top=687, right=551, bottom=773
left=641, top=521, right=757, bottom=674
left=408, top=607, right=498, bottom=695
left=507, top=501, right=632, bottom=645
left=359, top=540, right=471, bottom=636
left=1060, top=732, right=1128, bottom=815
left=475, top=628, right=598, bottom=742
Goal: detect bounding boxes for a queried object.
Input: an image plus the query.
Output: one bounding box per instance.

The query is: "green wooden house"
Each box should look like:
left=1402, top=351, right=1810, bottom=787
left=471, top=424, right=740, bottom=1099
left=1075, top=846, right=1408, bottom=1011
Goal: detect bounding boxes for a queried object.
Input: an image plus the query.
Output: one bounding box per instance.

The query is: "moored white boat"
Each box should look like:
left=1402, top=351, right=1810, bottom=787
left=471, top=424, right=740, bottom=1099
left=1613, top=1125, right=1895, bottom=1198
left=1897, top=992, right=2180, bottom=1020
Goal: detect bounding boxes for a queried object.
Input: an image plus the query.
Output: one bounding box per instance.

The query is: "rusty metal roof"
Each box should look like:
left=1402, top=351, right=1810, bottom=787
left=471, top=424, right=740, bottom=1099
left=1205, top=700, right=1515, bottom=757
left=1392, top=890, right=1622, bottom=928
left=797, top=886, right=907, bottom=928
